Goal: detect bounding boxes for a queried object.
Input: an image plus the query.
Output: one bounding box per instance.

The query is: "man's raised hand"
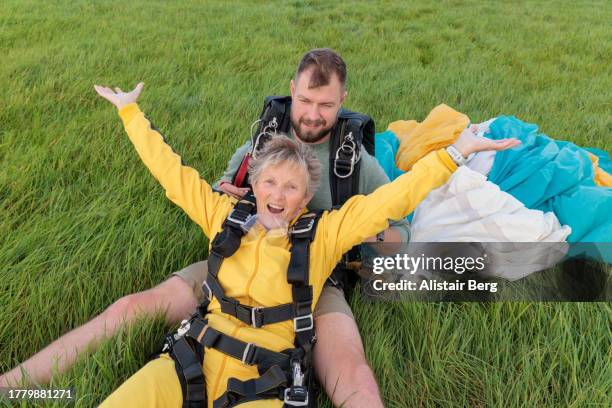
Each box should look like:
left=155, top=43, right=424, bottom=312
left=94, top=82, right=144, bottom=110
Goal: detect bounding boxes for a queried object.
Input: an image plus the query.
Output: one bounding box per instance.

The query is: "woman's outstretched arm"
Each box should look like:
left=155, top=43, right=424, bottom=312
left=94, top=83, right=232, bottom=236
left=315, top=131, right=521, bottom=280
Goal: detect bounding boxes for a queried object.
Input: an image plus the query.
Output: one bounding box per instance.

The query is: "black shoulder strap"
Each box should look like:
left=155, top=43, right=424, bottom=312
left=231, top=97, right=292, bottom=188
left=339, top=109, right=375, bottom=156
left=207, top=193, right=256, bottom=278
left=329, top=109, right=376, bottom=207
left=287, top=212, right=321, bottom=353
left=251, top=96, right=292, bottom=154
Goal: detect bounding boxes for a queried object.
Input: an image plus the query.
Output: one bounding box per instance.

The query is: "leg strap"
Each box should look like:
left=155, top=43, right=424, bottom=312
left=212, top=365, right=288, bottom=408
left=172, top=337, right=206, bottom=408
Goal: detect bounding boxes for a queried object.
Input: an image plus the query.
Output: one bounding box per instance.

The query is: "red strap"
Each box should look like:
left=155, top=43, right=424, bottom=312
left=233, top=153, right=251, bottom=188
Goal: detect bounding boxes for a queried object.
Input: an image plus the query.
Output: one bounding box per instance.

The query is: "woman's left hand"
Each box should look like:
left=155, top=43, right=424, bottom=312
left=452, top=126, right=521, bottom=157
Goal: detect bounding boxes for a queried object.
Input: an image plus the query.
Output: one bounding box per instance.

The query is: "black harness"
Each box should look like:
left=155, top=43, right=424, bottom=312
left=231, top=96, right=376, bottom=296
left=160, top=193, right=321, bottom=407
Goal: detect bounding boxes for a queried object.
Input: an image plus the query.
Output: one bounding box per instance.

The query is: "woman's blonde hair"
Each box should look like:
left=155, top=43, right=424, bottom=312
left=248, top=135, right=321, bottom=196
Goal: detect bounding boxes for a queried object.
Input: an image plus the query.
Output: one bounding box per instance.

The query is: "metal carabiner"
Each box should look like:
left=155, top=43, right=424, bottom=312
left=251, top=117, right=279, bottom=159
left=262, top=117, right=278, bottom=134
left=333, top=132, right=358, bottom=178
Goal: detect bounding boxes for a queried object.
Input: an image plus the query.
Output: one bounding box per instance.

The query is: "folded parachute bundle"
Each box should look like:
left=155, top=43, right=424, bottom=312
left=375, top=105, right=612, bottom=247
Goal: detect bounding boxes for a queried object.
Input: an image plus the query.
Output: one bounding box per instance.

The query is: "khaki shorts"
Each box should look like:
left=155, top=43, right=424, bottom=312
left=173, top=260, right=354, bottom=319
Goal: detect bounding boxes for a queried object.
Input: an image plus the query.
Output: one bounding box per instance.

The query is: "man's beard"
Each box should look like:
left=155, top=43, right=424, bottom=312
left=291, top=115, right=335, bottom=144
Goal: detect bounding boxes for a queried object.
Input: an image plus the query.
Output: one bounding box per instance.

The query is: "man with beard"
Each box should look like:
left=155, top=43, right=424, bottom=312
left=1, top=49, right=408, bottom=408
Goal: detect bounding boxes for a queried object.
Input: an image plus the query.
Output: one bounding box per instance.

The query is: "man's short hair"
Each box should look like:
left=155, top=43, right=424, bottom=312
left=296, top=48, right=347, bottom=89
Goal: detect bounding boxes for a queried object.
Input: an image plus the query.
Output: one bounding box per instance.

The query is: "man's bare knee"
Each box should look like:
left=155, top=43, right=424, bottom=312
left=103, top=277, right=196, bottom=327
left=315, top=312, right=366, bottom=357
left=104, top=293, right=152, bottom=326
left=153, top=276, right=198, bottom=323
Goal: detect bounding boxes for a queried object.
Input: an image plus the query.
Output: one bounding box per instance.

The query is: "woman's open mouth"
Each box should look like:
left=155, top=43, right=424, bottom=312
left=267, top=204, right=284, bottom=214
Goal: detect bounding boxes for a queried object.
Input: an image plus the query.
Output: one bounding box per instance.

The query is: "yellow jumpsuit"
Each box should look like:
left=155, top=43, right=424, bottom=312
left=99, top=103, right=457, bottom=407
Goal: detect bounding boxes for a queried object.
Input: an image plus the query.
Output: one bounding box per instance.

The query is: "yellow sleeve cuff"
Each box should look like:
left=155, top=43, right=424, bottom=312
left=436, top=148, right=458, bottom=172
left=118, top=103, right=141, bottom=124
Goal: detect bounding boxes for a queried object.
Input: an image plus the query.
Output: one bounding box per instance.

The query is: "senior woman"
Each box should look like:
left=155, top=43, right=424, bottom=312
left=94, top=82, right=518, bottom=407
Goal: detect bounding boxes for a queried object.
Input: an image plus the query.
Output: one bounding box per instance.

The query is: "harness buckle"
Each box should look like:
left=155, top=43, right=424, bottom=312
left=290, top=218, right=315, bottom=235
left=176, top=319, right=191, bottom=338
left=283, top=386, right=309, bottom=406
left=333, top=149, right=356, bottom=179
left=226, top=210, right=252, bottom=228
left=161, top=332, right=176, bottom=353
left=293, top=314, right=314, bottom=333
left=251, top=117, right=278, bottom=159
left=241, top=343, right=255, bottom=365
left=251, top=307, right=263, bottom=328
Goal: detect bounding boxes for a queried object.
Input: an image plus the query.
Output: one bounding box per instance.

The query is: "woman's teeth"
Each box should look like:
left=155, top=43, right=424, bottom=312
left=267, top=204, right=284, bottom=214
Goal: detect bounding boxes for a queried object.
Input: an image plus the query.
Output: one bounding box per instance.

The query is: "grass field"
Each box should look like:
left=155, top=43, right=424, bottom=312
left=1, top=0, right=611, bottom=407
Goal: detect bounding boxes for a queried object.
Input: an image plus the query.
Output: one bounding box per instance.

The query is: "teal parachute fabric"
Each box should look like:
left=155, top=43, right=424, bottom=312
left=487, top=116, right=612, bottom=243
left=375, top=130, right=405, bottom=181
left=375, top=131, right=413, bottom=221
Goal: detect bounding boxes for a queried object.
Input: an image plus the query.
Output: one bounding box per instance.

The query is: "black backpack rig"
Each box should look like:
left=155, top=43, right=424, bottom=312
left=160, top=193, right=322, bottom=407
left=231, top=96, right=376, bottom=297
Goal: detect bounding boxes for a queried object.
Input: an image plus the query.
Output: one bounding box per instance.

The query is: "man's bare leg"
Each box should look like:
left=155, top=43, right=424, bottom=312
left=313, top=312, right=384, bottom=408
left=0, top=276, right=197, bottom=387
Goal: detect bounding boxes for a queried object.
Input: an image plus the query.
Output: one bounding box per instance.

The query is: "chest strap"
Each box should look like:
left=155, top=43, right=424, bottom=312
left=205, top=212, right=319, bottom=336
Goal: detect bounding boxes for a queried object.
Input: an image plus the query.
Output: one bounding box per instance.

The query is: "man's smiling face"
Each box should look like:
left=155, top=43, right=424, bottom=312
left=290, top=67, right=346, bottom=144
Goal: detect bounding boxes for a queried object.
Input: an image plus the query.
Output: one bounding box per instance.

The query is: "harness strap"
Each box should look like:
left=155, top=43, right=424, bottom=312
left=172, top=337, right=206, bottom=408
left=206, top=212, right=320, bottom=330
left=168, top=201, right=320, bottom=408
left=187, top=324, right=292, bottom=370
left=287, top=213, right=320, bottom=356
left=212, top=366, right=288, bottom=408
left=233, top=96, right=291, bottom=188
left=206, top=263, right=296, bottom=329
left=170, top=315, right=299, bottom=408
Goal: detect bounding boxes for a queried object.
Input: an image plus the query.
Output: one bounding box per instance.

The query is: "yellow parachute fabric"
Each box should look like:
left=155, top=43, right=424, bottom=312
left=389, top=104, right=469, bottom=171
left=588, top=152, right=612, bottom=187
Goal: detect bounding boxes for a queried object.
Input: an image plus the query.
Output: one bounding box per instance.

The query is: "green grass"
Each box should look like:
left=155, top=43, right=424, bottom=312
left=1, top=0, right=611, bottom=406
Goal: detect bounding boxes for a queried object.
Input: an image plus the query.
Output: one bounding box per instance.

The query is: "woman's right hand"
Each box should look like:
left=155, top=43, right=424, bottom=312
left=94, top=82, right=144, bottom=110
left=452, top=125, right=520, bottom=158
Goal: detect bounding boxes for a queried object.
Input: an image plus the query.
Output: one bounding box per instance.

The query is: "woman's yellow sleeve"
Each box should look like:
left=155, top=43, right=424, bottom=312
left=118, top=103, right=232, bottom=237
left=314, top=149, right=457, bottom=282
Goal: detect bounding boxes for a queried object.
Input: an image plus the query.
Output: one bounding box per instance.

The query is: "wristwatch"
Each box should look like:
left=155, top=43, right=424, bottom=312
left=445, top=145, right=468, bottom=166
